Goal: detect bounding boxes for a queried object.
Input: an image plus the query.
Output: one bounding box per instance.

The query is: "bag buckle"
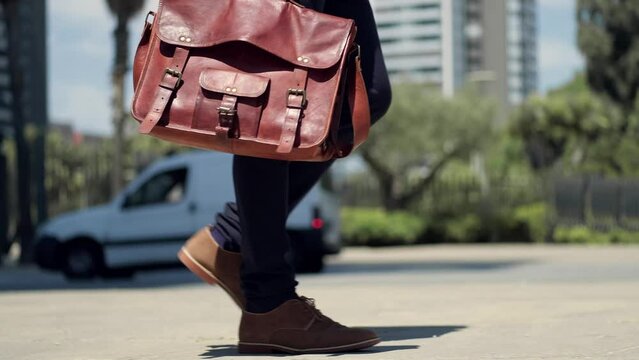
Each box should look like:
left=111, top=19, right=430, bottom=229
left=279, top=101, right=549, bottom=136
left=217, top=106, right=237, bottom=117
left=163, top=68, right=183, bottom=90
left=287, top=88, right=307, bottom=109
left=217, top=106, right=237, bottom=126
left=216, top=106, right=237, bottom=138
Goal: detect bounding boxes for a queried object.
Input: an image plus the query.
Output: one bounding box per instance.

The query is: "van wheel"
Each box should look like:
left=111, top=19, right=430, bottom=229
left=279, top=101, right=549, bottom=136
left=63, top=240, right=104, bottom=280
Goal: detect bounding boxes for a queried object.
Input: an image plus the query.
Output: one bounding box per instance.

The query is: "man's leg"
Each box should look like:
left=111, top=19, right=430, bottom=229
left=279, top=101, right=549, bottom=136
left=181, top=158, right=334, bottom=312
left=231, top=155, right=298, bottom=313
left=185, top=0, right=389, bottom=353
left=206, top=0, right=391, bottom=311
left=232, top=156, right=378, bottom=355
left=211, top=0, right=391, bottom=250
left=211, top=159, right=334, bottom=252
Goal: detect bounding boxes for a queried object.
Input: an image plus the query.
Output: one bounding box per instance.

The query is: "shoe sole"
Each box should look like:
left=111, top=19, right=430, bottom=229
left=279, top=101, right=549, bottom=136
left=177, top=248, right=244, bottom=309
left=237, top=337, right=381, bottom=354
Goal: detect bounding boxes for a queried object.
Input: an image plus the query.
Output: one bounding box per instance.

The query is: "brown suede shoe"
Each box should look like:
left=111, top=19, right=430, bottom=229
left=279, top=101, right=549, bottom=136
left=238, top=296, right=380, bottom=354
left=178, top=227, right=245, bottom=309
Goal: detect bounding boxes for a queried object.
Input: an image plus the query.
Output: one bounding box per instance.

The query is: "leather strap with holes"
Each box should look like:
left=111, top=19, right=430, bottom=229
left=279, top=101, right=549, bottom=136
left=216, top=94, right=239, bottom=138
left=276, top=68, right=308, bottom=153
left=138, top=47, right=190, bottom=134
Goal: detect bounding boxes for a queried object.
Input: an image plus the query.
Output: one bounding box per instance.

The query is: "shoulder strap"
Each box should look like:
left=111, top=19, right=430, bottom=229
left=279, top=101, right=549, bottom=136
left=336, top=55, right=371, bottom=158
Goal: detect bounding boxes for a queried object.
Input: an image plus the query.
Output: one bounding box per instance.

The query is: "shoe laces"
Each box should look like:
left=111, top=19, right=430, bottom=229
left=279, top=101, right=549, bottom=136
left=299, top=296, right=345, bottom=327
left=299, top=296, right=326, bottom=319
left=300, top=296, right=316, bottom=308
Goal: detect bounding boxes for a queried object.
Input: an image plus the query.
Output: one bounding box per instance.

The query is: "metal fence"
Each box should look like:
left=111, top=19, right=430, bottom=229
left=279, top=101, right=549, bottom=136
left=339, top=172, right=544, bottom=216
left=553, top=176, right=639, bottom=230
left=340, top=172, right=639, bottom=231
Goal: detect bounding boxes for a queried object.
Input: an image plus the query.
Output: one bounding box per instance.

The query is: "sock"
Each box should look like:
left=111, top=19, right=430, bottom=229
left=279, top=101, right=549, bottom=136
left=210, top=225, right=241, bottom=253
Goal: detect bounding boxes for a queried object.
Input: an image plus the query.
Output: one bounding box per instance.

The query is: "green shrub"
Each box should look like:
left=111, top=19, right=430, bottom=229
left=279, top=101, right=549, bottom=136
left=341, top=207, right=426, bottom=246
left=424, top=204, right=545, bottom=243
left=553, top=226, right=605, bottom=244
left=551, top=226, right=639, bottom=244
left=513, top=203, right=549, bottom=243
left=609, top=229, right=639, bottom=244
left=440, top=214, right=482, bottom=242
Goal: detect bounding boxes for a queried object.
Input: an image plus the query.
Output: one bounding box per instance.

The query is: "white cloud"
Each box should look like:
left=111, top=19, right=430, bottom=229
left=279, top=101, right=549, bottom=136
left=538, top=38, right=584, bottom=92
left=47, top=0, right=159, bottom=134
left=539, top=38, right=584, bottom=70
left=78, top=38, right=111, bottom=59
left=48, top=0, right=111, bottom=28
left=51, top=84, right=112, bottom=135
left=538, top=0, right=574, bottom=10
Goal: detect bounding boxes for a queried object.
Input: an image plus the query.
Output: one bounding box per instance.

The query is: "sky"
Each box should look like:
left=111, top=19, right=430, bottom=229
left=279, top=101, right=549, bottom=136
left=537, top=0, right=584, bottom=94
left=48, top=0, right=584, bottom=135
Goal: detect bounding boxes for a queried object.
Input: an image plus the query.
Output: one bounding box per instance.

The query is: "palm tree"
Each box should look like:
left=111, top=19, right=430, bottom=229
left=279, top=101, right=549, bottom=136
left=106, top=0, right=145, bottom=193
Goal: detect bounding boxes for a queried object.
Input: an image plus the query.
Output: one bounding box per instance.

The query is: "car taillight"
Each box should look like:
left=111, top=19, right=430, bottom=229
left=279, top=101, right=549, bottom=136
left=312, top=206, right=324, bottom=229
left=311, top=218, right=324, bottom=230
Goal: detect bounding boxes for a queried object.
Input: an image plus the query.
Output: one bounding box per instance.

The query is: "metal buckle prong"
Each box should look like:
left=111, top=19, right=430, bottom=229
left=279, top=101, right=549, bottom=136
left=287, top=88, right=307, bottom=108
left=217, top=106, right=237, bottom=131
left=217, top=106, right=237, bottom=116
left=163, top=68, right=183, bottom=90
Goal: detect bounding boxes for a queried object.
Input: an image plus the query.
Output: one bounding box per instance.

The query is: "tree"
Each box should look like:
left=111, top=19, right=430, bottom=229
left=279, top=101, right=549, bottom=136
left=106, top=0, right=145, bottom=193
left=577, top=0, right=639, bottom=114
left=511, top=74, right=639, bottom=175
left=45, top=131, right=112, bottom=216
left=44, top=127, right=186, bottom=218
left=358, top=84, right=494, bottom=210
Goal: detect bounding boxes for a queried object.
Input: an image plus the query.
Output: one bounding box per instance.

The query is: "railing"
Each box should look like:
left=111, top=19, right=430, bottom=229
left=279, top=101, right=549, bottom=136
left=340, top=172, right=639, bottom=231
left=339, top=172, right=544, bottom=215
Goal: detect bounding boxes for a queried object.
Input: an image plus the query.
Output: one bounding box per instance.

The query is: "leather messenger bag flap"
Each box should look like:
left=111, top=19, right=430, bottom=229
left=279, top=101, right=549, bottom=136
left=131, top=0, right=370, bottom=161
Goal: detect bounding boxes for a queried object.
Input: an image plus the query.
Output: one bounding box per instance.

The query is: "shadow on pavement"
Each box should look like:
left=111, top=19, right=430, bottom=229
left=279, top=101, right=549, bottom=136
left=370, top=325, right=466, bottom=341
left=199, top=344, right=419, bottom=358
left=0, top=258, right=529, bottom=292
left=324, top=260, right=529, bottom=275
left=198, top=325, right=464, bottom=358
left=0, top=264, right=201, bottom=292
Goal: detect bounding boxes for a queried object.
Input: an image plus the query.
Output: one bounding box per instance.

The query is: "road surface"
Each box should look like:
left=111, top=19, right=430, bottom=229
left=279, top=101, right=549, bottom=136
left=1, top=244, right=638, bottom=359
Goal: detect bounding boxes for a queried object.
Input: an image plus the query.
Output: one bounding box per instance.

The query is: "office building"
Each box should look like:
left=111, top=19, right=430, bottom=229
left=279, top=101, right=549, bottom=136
left=0, top=0, right=47, bottom=127
left=0, top=0, right=48, bottom=250
left=372, top=0, right=537, bottom=107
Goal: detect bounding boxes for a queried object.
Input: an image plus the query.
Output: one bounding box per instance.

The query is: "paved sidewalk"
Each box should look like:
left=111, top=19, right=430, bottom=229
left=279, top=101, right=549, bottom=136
left=1, top=244, right=639, bottom=360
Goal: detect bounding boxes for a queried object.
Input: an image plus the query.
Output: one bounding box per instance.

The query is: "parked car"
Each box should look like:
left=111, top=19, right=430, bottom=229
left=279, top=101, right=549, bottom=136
left=35, top=151, right=341, bottom=279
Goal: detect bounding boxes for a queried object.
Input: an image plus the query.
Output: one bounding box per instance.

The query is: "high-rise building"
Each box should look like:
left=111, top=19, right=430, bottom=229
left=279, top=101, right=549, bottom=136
left=0, top=0, right=47, bottom=128
left=372, top=0, right=537, bottom=108
left=373, top=0, right=446, bottom=84
left=0, top=0, right=48, bottom=253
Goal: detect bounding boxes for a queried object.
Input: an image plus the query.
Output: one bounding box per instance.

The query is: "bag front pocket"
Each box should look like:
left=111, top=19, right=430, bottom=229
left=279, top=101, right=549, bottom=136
left=193, top=69, right=270, bottom=138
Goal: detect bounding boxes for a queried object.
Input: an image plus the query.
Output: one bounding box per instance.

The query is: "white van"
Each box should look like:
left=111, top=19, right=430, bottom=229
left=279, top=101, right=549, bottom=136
left=34, top=151, right=341, bottom=278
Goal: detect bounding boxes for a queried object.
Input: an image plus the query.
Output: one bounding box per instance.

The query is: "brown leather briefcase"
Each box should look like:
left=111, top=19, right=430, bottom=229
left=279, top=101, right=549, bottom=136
left=131, top=0, right=370, bottom=161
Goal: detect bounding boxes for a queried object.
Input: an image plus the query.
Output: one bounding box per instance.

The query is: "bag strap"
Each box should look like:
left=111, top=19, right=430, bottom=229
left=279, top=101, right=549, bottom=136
left=350, top=58, right=371, bottom=151
left=276, top=68, right=309, bottom=153
left=335, top=55, right=370, bottom=158
left=138, top=47, right=190, bottom=134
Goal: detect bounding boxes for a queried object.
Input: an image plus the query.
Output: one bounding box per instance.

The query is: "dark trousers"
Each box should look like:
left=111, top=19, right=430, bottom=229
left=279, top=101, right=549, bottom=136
left=213, top=0, right=392, bottom=313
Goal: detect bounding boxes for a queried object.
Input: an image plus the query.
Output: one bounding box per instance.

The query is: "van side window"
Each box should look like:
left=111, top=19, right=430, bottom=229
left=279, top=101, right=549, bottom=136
left=124, top=168, right=188, bottom=208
